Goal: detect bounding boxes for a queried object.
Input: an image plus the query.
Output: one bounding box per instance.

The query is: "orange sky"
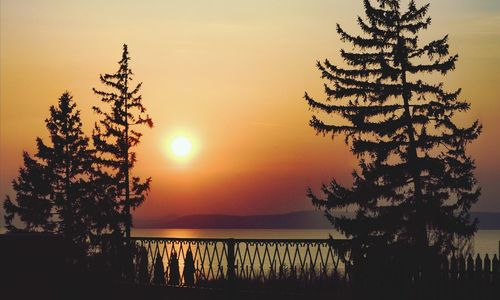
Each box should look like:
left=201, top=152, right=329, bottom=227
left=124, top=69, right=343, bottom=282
left=1, top=0, right=499, bottom=224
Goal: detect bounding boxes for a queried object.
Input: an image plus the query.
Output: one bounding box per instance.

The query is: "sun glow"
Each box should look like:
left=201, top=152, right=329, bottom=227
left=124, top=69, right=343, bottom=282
left=171, top=136, right=193, bottom=158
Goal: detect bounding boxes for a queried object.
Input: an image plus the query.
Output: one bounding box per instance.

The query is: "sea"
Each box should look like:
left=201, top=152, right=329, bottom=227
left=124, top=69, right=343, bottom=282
left=132, top=228, right=500, bottom=256
left=1, top=227, right=497, bottom=255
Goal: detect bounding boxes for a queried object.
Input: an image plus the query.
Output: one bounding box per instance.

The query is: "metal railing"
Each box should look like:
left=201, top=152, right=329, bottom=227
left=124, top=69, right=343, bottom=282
left=127, top=237, right=500, bottom=290
left=130, top=237, right=352, bottom=286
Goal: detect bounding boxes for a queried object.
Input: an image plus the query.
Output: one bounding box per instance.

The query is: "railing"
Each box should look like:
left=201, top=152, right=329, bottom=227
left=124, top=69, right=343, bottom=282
left=127, top=237, right=500, bottom=294
left=442, top=253, right=499, bottom=282
left=130, top=237, right=352, bottom=286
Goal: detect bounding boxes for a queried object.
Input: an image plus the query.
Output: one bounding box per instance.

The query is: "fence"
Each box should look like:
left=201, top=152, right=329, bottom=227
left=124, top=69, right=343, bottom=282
left=442, top=253, right=499, bottom=283
left=130, top=237, right=352, bottom=286
left=128, top=237, right=500, bottom=290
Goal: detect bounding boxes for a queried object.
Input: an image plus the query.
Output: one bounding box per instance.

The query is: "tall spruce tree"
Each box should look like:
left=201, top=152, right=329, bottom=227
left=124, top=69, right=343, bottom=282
left=4, top=92, right=93, bottom=250
left=92, top=44, right=153, bottom=239
left=304, top=0, right=481, bottom=256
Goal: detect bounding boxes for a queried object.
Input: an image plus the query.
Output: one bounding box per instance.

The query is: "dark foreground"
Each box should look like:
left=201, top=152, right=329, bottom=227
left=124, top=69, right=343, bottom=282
left=1, top=234, right=498, bottom=300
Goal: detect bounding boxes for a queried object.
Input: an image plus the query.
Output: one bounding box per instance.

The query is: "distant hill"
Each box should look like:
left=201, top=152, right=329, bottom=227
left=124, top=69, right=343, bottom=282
left=164, top=211, right=335, bottom=229
left=136, top=211, right=500, bottom=229
left=472, top=212, right=500, bottom=230
left=134, top=214, right=178, bottom=228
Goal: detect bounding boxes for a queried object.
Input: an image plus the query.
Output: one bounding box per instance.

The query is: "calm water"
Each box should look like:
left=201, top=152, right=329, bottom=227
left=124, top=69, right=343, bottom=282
left=0, top=227, right=496, bottom=255
left=132, top=228, right=500, bottom=256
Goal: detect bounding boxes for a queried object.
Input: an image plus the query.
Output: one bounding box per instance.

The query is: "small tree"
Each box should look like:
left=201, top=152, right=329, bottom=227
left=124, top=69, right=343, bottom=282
left=168, top=252, right=180, bottom=285
left=304, top=0, right=481, bottom=260
left=92, top=44, right=153, bottom=239
left=3, top=153, right=52, bottom=232
left=153, top=253, right=166, bottom=285
left=137, top=246, right=150, bottom=284
left=4, top=92, right=93, bottom=250
left=183, top=248, right=195, bottom=286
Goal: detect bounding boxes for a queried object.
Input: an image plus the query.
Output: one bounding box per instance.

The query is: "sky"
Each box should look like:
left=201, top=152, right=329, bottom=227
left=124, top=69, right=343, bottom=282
left=1, top=0, right=499, bottom=225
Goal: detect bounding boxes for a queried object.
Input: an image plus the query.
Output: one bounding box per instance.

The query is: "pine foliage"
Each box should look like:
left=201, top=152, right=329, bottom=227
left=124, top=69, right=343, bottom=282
left=92, top=44, right=153, bottom=239
left=4, top=92, right=94, bottom=249
left=305, top=0, right=481, bottom=253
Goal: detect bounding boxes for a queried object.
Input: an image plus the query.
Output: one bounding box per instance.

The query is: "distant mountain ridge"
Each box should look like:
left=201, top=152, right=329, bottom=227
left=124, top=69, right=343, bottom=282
left=135, top=211, right=500, bottom=230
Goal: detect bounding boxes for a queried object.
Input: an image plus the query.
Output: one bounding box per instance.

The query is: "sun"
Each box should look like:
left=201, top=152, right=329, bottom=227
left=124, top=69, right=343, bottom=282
left=171, top=136, right=192, bottom=158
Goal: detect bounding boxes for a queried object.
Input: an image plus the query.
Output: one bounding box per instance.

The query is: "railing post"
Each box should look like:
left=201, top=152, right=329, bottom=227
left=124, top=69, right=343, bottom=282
left=475, top=254, right=482, bottom=281
left=227, top=238, right=236, bottom=281
left=450, top=254, right=458, bottom=281
left=467, top=254, right=474, bottom=280
left=484, top=254, right=491, bottom=284
left=493, top=254, right=499, bottom=283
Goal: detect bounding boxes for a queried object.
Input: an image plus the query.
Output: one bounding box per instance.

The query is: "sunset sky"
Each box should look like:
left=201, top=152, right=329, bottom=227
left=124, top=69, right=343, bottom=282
left=1, top=0, right=499, bottom=225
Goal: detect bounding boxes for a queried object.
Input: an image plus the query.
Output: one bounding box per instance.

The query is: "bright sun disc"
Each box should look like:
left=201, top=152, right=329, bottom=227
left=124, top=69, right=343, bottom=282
left=171, top=137, right=192, bottom=157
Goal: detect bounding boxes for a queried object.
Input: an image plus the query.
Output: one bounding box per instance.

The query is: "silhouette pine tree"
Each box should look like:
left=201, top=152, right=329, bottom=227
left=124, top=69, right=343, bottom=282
left=4, top=92, right=94, bottom=251
left=168, top=252, right=180, bottom=285
left=92, top=44, right=153, bottom=240
left=183, top=248, right=195, bottom=286
left=137, top=246, right=150, bottom=284
left=153, top=253, right=166, bottom=285
left=4, top=153, right=52, bottom=232
left=304, top=0, right=481, bottom=263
